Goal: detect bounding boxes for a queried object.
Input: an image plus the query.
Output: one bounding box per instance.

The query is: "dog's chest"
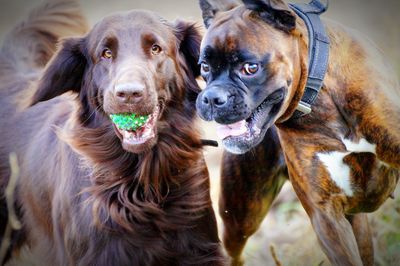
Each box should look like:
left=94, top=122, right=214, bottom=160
left=317, top=137, right=398, bottom=212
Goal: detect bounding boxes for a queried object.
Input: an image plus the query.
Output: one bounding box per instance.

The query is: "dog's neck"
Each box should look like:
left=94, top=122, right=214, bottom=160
left=59, top=106, right=209, bottom=232
left=276, top=19, right=311, bottom=123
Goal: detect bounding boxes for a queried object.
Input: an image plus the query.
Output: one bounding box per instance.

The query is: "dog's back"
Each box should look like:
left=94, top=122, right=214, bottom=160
left=0, top=0, right=88, bottom=115
left=0, top=1, right=87, bottom=263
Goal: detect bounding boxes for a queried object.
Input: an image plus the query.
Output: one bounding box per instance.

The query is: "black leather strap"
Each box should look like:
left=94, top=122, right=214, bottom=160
left=289, top=0, right=330, bottom=118
left=201, top=139, right=219, bottom=147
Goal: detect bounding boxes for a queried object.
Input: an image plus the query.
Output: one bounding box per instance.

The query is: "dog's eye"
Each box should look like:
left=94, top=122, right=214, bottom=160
left=242, top=63, right=259, bottom=75
left=201, top=62, right=210, bottom=73
left=151, top=44, right=162, bottom=55
left=102, top=48, right=113, bottom=59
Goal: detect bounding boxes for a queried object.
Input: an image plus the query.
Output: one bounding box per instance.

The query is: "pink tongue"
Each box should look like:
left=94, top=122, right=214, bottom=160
left=216, top=120, right=248, bottom=140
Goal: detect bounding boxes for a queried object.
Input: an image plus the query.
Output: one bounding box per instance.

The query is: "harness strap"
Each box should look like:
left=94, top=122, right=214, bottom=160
left=201, top=139, right=219, bottom=147
left=289, top=0, right=330, bottom=118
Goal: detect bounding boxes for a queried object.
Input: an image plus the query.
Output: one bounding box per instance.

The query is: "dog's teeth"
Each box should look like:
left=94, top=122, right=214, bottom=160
left=142, top=128, right=153, bottom=139
left=123, top=130, right=135, bottom=140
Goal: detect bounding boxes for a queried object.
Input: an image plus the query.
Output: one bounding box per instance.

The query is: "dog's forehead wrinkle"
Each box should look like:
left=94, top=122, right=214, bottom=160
left=210, top=5, right=250, bottom=29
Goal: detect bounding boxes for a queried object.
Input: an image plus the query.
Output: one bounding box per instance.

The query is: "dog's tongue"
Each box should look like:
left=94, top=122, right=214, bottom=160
left=216, top=120, right=248, bottom=140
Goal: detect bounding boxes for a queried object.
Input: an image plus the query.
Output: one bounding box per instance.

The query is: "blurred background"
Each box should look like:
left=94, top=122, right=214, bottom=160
left=0, top=0, right=399, bottom=265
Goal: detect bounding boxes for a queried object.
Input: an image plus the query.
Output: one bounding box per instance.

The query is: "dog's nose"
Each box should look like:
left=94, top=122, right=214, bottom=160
left=201, top=89, right=228, bottom=107
left=115, top=82, right=144, bottom=103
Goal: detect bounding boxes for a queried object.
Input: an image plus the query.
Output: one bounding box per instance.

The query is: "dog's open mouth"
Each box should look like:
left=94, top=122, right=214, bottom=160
left=110, top=105, right=160, bottom=148
left=216, top=89, right=284, bottom=154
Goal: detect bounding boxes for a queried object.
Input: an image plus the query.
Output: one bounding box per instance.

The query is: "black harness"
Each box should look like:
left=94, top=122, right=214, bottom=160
left=289, top=0, right=330, bottom=118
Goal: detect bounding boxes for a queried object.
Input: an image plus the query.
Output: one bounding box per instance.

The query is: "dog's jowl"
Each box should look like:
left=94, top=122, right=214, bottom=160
left=197, top=0, right=400, bottom=265
left=0, top=1, right=225, bottom=265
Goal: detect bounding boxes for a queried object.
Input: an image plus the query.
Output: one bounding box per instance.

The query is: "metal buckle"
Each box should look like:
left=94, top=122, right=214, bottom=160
left=296, top=101, right=312, bottom=114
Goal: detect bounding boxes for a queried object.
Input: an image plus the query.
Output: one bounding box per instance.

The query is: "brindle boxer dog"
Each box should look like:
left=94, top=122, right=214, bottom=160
left=196, top=0, right=400, bottom=265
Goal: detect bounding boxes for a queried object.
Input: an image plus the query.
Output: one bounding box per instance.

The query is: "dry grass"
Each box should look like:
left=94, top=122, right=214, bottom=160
left=0, top=153, right=21, bottom=264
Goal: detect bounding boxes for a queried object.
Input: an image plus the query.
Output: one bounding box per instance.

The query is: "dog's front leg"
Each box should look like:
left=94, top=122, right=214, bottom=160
left=309, top=205, right=364, bottom=266
left=219, top=128, right=287, bottom=266
left=285, top=156, right=364, bottom=266
left=346, top=214, right=374, bottom=266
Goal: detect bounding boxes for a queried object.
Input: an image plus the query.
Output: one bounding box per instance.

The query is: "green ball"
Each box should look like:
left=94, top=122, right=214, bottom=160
left=110, top=113, right=149, bottom=131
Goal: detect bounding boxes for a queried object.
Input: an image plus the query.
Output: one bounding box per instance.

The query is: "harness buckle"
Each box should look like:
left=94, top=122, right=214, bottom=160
left=296, top=101, right=312, bottom=114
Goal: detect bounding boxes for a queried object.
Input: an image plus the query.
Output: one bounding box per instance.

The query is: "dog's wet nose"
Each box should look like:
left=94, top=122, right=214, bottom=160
left=115, top=82, right=144, bottom=103
left=202, top=89, right=228, bottom=107
left=196, top=87, right=230, bottom=121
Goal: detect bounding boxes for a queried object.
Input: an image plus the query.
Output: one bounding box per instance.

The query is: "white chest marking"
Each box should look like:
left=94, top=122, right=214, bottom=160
left=318, top=151, right=353, bottom=196
left=341, top=137, right=376, bottom=154
left=317, top=137, right=376, bottom=197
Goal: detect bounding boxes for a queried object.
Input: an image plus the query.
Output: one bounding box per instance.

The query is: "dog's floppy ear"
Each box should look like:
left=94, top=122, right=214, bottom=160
left=199, top=0, right=240, bottom=28
left=242, top=0, right=296, bottom=32
left=174, top=21, right=203, bottom=115
left=31, top=37, right=87, bottom=105
left=174, top=20, right=202, bottom=80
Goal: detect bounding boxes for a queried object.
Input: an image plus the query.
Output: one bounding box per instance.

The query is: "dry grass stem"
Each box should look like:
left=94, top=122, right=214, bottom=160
left=0, top=153, right=22, bottom=264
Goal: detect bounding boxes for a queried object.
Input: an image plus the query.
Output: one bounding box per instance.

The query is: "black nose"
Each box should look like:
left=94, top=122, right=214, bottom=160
left=201, top=89, right=228, bottom=107
left=115, top=82, right=144, bottom=103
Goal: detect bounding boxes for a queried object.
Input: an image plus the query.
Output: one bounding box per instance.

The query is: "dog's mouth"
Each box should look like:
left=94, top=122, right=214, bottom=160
left=216, top=89, right=284, bottom=154
left=110, top=105, right=160, bottom=152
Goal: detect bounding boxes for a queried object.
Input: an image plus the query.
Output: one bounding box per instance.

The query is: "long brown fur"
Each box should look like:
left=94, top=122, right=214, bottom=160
left=0, top=1, right=224, bottom=265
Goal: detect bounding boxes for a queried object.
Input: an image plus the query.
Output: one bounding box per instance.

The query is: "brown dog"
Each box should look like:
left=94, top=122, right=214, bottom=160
left=0, top=1, right=225, bottom=265
left=196, top=0, right=400, bottom=265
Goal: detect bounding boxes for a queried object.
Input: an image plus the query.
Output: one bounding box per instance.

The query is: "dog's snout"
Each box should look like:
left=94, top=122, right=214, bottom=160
left=115, top=82, right=144, bottom=103
left=202, top=89, right=228, bottom=107
left=196, top=86, right=233, bottom=122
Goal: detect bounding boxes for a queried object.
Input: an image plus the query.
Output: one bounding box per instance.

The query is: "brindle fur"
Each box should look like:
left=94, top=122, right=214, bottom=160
left=219, top=128, right=287, bottom=266
left=198, top=0, right=399, bottom=265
